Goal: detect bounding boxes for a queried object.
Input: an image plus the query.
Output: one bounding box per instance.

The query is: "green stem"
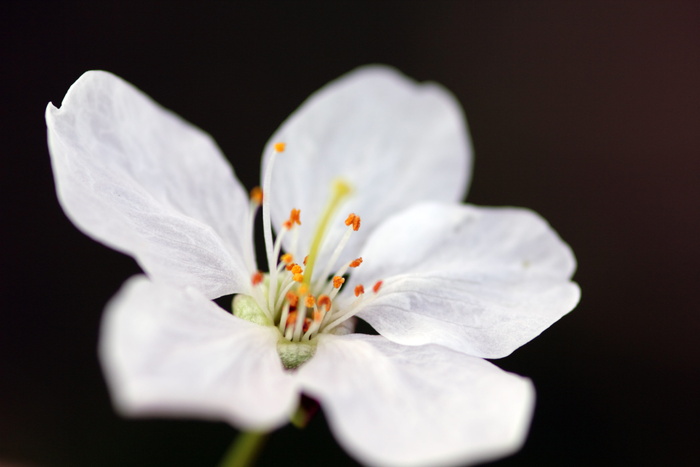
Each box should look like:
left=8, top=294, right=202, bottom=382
left=218, top=431, right=268, bottom=467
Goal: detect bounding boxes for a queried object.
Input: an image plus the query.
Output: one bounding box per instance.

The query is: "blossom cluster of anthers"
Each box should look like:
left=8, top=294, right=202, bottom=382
left=245, top=142, right=382, bottom=344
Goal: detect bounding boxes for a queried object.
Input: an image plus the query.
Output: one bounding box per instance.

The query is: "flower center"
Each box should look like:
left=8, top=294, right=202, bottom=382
left=232, top=142, right=382, bottom=369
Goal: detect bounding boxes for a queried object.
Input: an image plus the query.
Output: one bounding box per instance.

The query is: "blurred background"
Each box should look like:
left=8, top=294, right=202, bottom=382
left=2, top=1, right=699, bottom=466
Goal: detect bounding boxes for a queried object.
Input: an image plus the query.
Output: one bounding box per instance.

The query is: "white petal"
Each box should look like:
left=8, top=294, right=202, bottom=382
left=263, top=65, right=471, bottom=273
left=99, top=276, right=298, bottom=430
left=298, top=334, right=534, bottom=467
left=350, top=202, right=580, bottom=358
left=47, top=71, right=251, bottom=298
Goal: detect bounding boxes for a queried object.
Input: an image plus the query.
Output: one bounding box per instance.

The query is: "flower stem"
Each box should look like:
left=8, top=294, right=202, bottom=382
left=218, top=431, right=268, bottom=467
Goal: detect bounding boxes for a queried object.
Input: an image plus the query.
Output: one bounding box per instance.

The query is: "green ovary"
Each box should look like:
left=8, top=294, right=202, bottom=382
left=276, top=339, right=318, bottom=370
left=233, top=293, right=317, bottom=369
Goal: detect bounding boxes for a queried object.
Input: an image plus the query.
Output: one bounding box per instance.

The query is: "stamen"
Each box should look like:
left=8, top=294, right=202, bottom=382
left=326, top=275, right=346, bottom=302
left=281, top=253, right=294, bottom=265
left=354, top=284, right=365, bottom=297
left=286, top=311, right=298, bottom=328
left=275, top=279, right=298, bottom=311
left=292, top=297, right=307, bottom=341
left=322, top=257, right=362, bottom=298
left=278, top=302, right=291, bottom=333
left=268, top=218, right=295, bottom=310
left=302, top=318, right=312, bottom=333
left=262, top=143, right=284, bottom=278
left=315, top=216, right=360, bottom=289
left=291, top=264, right=305, bottom=282
left=282, top=208, right=301, bottom=231
left=273, top=271, right=296, bottom=311
left=251, top=271, right=263, bottom=286
left=302, top=309, right=324, bottom=341
left=344, top=213, right=361, bottom=231
left=323, top=280, right=379, bottom=334
left=290, top=228, right=300, bottom=262
left=244, top=188, right=263, bottom=273
left=305, top=295, right=316, bottom=308
left=286, top=291, right=299, bottom=308
left=250, top=186, right=263, bottom=205
left=317, top=295, right=332, bottom=311
left=289, top=209, right=301, bottom=226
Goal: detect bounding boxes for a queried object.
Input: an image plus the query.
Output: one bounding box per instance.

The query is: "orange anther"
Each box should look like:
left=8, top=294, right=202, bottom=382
left=286, top=291, right=299, bottom=307
left=372, top=280, right=383, bottom=293
left=317, top=295, right=332, bottom=311
left=349, top=257, right=363, bottom=268
left=333, top=276, right=345, bottom=289
left=251, top=271, right=263, bottom=286
left=285, top=262, right=297, bottom=271
left=303, top=255, right=308, bottom=265
left=344, top=213, right=361, bottom=231
left=281, top=253, right=294, bottom=264
left=250, top=186, right=263, bottom=204
left=286, top=311, right=297, bottom=327
left=354, top=284, right=365, bottom=297
left=287, top=310, right=297, bottom=327
left=293, top=273, right=304, bottom=283
left=291, top=264, right=303, bottom=275
left=274, top=142, right=286, bottom=152
left=283, top=220, right=292, bottom=230
left=305, top=295, right=316, bottom=308
left=288, top=209, right=301, bottom=226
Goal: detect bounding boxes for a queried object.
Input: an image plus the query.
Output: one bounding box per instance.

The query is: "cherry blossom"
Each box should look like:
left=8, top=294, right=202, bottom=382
left=46, top=66, right=579, bottom=466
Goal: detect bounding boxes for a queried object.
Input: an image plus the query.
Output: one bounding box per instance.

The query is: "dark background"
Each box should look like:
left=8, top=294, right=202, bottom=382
left=2, top=1, right=699, bottom=466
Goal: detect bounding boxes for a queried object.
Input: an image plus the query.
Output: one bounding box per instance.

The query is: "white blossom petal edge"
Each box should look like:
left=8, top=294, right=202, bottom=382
left=47, top=65, right=579, bottom=466
left=349, top=202, right=580, bottom=359
left=100, top=276, right=298, bottom=430
left=298, top=334, right=535, bottom=467
left=46, top=70, right=250, bottom=298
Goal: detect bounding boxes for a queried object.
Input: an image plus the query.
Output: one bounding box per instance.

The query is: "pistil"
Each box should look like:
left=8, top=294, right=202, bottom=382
left=303, top=179, right=352, bottom=287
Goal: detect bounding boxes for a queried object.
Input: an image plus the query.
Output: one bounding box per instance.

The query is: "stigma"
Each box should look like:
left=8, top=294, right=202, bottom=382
left=233, top=141, right=383, bottom=365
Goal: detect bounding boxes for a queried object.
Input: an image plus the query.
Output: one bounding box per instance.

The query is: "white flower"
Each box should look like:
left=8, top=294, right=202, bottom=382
left=46, top=66, right=580, bottom=467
